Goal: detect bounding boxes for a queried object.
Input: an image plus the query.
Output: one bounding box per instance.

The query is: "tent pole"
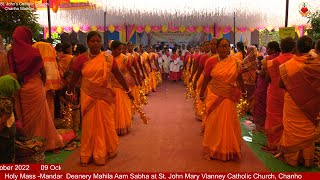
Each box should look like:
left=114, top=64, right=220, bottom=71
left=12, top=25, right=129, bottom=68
left=213, top=23, right=216, bottom=37
left=233, top=12, right=236, bottom=46
left=285, top=0, right=289, bottom=27
left=104, top=11, right=107, bottom=50
left=47, top=0, right=52, bottom=43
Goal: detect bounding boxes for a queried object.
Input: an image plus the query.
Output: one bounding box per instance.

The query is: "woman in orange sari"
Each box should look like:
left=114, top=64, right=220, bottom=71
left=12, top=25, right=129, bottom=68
left=8, top=26, right=64, bottom=151
left=235, top=42, right=246, bottom=61
left=112, top=41, right=134, bottom=135
left=199, top=38, right=245, bottom=161
left=68, top=32, right=133, bottom=166
left=127, top=42, right=142, bottom=105
left=140, top=45, right=152, bottom=94
left=148, top=47, right=159, bottom=92
left=241, top=46, right=258, bottom=115
left=57, top=42, right=73, bottom=78
left=33, top=42, right=61, bottom=119
left=194, top=40, right=217, bottom=121
left=0, top=35, right=9, bottom=76
left=278, top=36, right=320, bottom=167
left=263, top=37, right=295, bottom=153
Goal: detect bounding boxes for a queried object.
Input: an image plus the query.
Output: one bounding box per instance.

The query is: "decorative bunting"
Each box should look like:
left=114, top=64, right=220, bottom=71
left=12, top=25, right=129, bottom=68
left=145, top=25, right=151, bottom=34
left=108, top=24, right=115, bottom=33
left=161, top=25, right=168, bottom=33
left=179, top=26, right=186, bottom=33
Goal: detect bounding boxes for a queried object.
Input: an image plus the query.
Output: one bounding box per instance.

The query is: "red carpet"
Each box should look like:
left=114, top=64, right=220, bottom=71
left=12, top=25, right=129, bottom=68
left=62, top=81, right=268, bottom=172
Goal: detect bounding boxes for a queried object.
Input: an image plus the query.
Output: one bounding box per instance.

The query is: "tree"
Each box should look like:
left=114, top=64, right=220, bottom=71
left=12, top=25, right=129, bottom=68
left=307, top=10, right=320, bottom=41
left=0, top=7, right=42, bottom=42
left=259, top=29, right=280, bottom=48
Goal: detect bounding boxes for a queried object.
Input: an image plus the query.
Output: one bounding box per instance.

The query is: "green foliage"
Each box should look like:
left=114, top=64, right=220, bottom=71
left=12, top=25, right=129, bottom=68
left=0, top=8, right=42, bottom=42
left=259, top=29, right=280, bottom=48
left=307, top=10, right=320, bottom=41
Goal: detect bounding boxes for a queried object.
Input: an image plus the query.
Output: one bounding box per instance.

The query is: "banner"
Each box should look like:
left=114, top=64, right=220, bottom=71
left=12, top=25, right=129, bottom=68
left=151, top=32, right=208, bottom=47
left=1, top=171, right=320, bottom=180
left=279, top=27, right=296, bottom=39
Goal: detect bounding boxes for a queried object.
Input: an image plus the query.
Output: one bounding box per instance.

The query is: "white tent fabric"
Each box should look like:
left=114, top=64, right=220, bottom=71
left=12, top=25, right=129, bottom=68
left=36, top=0, right=320, bottom=28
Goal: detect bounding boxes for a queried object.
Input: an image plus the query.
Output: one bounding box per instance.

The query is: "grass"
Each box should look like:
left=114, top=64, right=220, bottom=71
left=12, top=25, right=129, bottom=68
left=45, top=130, right=81, bottom=164
left=240, top=117, right=320, bottom=172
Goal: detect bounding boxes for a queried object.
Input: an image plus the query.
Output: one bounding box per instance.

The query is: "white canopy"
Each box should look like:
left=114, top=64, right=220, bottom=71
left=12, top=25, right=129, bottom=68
left=37, top=0, right=320, bottom=29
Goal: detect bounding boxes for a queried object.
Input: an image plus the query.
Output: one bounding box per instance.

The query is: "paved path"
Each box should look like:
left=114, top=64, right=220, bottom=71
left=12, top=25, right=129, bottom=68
left=62, top=81, right=268, bottom=172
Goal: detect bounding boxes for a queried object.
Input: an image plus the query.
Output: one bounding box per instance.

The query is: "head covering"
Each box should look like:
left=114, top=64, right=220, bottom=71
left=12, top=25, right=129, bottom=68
left=260, top=46, right=266, bottom=56
left=242, top=46, right=257, bottom=71
left=8, top=26, right=43, bottom=82
left=0, top=74, right=20, bottom=98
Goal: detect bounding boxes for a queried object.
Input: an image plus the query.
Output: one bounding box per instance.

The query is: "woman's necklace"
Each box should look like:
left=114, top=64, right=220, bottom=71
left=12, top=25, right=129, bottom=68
left=88, top=51, right=101, bottom=59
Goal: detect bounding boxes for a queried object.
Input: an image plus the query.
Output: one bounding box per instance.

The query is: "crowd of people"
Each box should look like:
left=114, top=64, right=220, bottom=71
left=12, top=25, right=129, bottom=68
left=0, top=25, right=319, bottom=168
left=183, top=36, right=320, bottom=167
left=0, top=26, right=163, bottom=166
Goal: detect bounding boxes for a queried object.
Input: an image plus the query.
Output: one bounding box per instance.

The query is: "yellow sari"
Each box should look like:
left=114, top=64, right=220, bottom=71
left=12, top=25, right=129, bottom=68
left=127, top=52, right=140, bottom=105
left=80, top=52, right=118, bottom=165
left=278, top=54, right=320, bottom=167
left=203, top=55, right=242, bottom=161
left=113, top=53, right=132, bottom=135
left=142, top=52, right=152, bottom=93
left=149, top=52, right=158, bottom=91
left=33, top=42, right=61, bottom=119
left=57, top=54, right=73, bottom=78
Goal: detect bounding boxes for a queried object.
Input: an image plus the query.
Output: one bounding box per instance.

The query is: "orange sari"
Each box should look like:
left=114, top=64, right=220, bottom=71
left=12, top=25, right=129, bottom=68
left=195, top=53, right=216, bottom=121
left=127, top=53, right=140, bottom=105
left=16, top=75, right=64, bottom=151
left=33, top=42, right=61, bottom=119
left=141, top=52, right=151, bottom=94
left=57, top=54, right=73, bottom=78
left=79, top=52, right=118, bottom=165
left=203, top=55, right=242, bottom=161
left=149, top=52, right=158, bottom=91
left=183, top=53, right=191, bottom=85
left=235, top=52, right=244, bottom=61
left=265, top=53, right=293, bottom=149
left=278, top=53, right=320, bottom=167
left=113, top=53, right=132, bottom=135
left=241, top=47, right=257, bottom=114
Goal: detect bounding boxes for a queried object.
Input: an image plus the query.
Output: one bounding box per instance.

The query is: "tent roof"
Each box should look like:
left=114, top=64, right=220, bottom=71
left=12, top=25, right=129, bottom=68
left=36, top=0, right=319, bottom=29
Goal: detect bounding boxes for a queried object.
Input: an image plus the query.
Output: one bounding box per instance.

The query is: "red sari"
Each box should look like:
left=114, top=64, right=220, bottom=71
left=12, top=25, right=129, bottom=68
left=253, top=53, right=279, bottom=131
left=8, top=26, right=63, bottom=151
left=265, top=53, right=293, bottom=149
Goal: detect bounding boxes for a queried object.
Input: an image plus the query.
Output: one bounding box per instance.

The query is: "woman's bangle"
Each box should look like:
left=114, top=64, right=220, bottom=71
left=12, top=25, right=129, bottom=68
left=125, top=88, right=131, bottom=94
left=241, top=90, right=247, bottom=95
left=65, top=91, right=73, bottom=96
left=199, top=95, right=205, bottom=99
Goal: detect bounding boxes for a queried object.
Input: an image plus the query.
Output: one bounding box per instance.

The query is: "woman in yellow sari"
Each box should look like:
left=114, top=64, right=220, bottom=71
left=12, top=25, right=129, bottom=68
left=199, top=38, right=245, bottom=161
left=235, top=42, right=246, bottom=62
left=57, top=43, right=73, bottom=78
left=111, top=41, right=135, bottom=135
left=68, top=32, right=133, bottom=166
left=33, top=42, right=61, bottom=119
left=278, top=36, right=320, bottom=167
left=127, top=42, right=143, bottom=105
